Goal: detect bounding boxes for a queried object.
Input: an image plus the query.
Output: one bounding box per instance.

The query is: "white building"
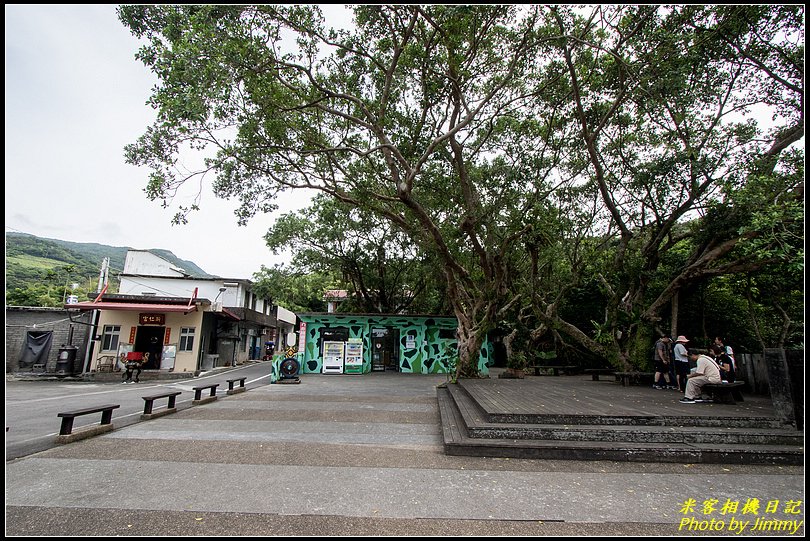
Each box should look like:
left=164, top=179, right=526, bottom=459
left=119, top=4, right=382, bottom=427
left=65, top=250, right=297, bottom=374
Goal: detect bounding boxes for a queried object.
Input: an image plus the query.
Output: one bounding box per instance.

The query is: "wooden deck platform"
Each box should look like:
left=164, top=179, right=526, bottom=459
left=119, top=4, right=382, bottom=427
left=437, top=369, right=802, bottom=464
left=461, top=372, right=778, bottom=423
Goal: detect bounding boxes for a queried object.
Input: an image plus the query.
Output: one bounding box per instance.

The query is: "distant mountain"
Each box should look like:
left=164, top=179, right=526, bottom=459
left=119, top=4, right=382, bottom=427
left=5, top=232, right=215, bottom=305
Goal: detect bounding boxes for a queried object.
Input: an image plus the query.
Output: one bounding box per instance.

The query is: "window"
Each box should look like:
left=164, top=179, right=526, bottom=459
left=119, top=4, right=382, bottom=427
left=179, top=327, right=195, bottom=352
left=101, top=325, right=121, bottom=352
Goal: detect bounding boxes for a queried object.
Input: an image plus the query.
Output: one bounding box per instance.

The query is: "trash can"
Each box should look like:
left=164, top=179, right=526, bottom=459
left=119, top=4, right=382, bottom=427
left=56, top=346, right=78, bottom=375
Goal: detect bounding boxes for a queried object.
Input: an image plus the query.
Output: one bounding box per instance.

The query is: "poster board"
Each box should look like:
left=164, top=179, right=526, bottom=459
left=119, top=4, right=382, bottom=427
left=161, top=345, right=176, bottom=370
left=116, top=344, right=134, bottom=371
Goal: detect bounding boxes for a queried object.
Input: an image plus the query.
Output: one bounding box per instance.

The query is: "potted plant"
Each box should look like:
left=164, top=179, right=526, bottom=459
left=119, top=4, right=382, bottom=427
left=504, top=351, right=527, bottom=379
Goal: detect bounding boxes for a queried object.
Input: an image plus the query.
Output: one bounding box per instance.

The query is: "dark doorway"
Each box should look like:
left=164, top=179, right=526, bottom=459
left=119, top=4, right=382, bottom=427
left=371, top=327, right=399, bottom=372
left=134, top=326, right=165, bottom=369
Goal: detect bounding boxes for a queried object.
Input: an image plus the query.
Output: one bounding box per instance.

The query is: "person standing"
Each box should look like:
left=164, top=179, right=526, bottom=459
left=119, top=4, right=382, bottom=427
left=652, top=335, right=676, bottom=389
left=680, top=349, right=722, bottom=403
left=672, top=335, right=691, bottom=392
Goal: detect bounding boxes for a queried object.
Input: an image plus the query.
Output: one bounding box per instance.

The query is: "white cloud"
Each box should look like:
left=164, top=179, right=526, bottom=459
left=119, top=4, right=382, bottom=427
left=5, top=4, right=314, bottom=279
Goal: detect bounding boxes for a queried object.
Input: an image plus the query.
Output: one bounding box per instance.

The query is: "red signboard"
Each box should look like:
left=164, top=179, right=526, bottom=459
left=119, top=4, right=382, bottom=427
left=164, top=327, right=171, bottom=345
left=139, top=313, right=165, bottom=326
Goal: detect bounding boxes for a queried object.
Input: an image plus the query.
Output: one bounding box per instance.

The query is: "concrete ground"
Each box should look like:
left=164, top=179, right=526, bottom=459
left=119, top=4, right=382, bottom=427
left=5, top=372, right=805, bottom=536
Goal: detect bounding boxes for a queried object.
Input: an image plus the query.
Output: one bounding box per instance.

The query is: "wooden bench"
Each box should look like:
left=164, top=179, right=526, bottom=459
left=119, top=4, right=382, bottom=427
left=585, top=368, right=616, bottom=381
left=702, top=381, right=746, bottom=404
left=56, top=404, right=120, bottom=442
left=615, top=371, right=655, bottom=386
left=226, top=377, right=247, bottom=395
left=529, top=365, right=579, bottom=376
left=141, top=391, right=182, bottom=419
left=192, top=383, right=219, bottom=405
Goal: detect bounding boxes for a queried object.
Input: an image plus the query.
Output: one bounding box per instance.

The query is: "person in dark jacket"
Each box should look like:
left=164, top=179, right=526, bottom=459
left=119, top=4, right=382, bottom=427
left=711, top=344, right=736, bottom=383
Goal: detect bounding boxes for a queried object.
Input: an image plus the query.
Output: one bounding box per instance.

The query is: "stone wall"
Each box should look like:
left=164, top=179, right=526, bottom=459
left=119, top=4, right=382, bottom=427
left=5, top=307, right=92, bottom=374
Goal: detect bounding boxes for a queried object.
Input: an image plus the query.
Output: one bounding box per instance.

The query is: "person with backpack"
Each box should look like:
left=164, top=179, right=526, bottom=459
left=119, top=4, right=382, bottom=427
left=652, top=335, right=676, bottom=389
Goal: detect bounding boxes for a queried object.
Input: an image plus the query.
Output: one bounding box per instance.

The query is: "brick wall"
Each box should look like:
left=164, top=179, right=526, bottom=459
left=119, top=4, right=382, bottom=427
left=5, top=307, right=92, bottom=374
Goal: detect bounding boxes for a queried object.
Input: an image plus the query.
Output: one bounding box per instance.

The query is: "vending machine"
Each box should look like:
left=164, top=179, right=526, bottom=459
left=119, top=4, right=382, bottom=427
left=322, top=341, right=345, bottom=374
left=344, top=338, right=363, bottom=374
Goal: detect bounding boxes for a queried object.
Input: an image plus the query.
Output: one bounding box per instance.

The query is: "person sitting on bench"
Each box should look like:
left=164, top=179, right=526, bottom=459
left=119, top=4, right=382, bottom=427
left=122, top=352, right=144, bottom=384
left=680, top=349, right=721, bottom=404
left=710, top=344, right=736, bottom=383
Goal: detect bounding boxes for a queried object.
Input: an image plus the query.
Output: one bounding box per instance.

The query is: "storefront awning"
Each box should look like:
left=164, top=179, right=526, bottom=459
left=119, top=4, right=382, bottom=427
left=65, top=302, right=198, bottom=313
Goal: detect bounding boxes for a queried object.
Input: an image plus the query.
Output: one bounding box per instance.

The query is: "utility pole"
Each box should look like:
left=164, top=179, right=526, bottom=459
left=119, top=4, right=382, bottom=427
left=97, top=257, right=109, bottom=293
left=81, top=257, right=109, bottom=376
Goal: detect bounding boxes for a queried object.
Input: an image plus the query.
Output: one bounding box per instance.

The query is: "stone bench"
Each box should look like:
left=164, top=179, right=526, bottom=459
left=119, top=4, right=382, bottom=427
left=192, top=383, right=219, bottom=405
left=141, top=391, right=183, bottom=419
left=615, top=371, right=655, bottom=387
left=584, top=368, right=616, bottom=381
left=56, top=404, right=120, bottom=443
left=702, top=381, right=746, bottom=404
left=226, top=377, right=247, bottom=395
left=529, top=365, right=579, bottom=376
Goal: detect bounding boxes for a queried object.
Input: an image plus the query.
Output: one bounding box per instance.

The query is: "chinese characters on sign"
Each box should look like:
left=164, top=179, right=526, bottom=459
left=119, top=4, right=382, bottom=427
left=139, top=313, right=165, bottom=326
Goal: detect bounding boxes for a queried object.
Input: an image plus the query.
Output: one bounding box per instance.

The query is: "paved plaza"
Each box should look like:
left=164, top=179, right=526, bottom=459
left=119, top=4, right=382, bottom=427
left=5, top=372, right=805, bottom=536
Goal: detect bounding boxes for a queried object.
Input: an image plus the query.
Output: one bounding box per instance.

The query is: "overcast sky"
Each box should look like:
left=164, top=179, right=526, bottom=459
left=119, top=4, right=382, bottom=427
left=5, top=4, right=326, bottom=279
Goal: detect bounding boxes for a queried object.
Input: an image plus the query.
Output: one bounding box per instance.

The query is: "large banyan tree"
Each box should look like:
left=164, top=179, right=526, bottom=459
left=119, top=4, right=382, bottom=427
left=119, top=5, right=803, bottom=375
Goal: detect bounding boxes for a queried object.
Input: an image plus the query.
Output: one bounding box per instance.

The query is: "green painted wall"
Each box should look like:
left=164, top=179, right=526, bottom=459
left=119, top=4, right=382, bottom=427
left=297, top=314, right=491, bottom=376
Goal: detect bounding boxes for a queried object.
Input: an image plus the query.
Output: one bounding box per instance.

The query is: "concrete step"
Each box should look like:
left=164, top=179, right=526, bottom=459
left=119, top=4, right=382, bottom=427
left=446, top=384, right=800, bottom=444
left=437, top=387, right=804, bottom=465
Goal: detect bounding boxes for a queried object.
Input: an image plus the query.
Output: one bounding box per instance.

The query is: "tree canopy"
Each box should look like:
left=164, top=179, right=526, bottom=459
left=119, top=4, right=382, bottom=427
left=119, top=5, right=804, bottom=375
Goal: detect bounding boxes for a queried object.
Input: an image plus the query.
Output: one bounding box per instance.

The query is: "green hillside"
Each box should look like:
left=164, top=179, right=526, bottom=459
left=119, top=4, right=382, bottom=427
left=5, top=232, right=214, bottom=307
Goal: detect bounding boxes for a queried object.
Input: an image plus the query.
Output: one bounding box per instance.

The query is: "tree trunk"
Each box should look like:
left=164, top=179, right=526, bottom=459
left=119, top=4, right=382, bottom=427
left=455, top=323, right=484, bottom=379
left=670, top=290, right=679, bottom=338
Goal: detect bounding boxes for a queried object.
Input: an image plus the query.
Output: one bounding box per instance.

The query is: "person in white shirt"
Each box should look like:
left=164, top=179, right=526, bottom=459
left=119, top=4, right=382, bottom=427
left=672, top=336, right=691, bottom=392
left=680, top=349, right=722, bottom=403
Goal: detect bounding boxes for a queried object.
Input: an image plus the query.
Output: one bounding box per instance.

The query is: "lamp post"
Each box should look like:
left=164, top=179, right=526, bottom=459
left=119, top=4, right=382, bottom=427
left=214, top=287, right=227, bottom=308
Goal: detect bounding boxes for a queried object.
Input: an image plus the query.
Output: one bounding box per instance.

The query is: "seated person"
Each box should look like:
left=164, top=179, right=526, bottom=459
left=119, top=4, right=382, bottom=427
left=710, top=344, right=736, bottom=383
left=680, top=349, right=722, bottom=403
left=122, top=352, right=144, bottom=384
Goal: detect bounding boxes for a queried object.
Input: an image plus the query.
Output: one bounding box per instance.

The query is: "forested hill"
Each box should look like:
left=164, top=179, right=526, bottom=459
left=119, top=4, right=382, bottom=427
left=5, top=232, right=214, bottom=306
